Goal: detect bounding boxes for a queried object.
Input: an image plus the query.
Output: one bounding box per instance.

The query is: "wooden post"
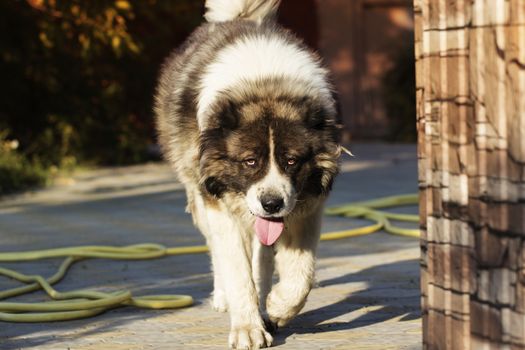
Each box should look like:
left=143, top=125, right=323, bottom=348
left=415, top=0, right=525, bottom=348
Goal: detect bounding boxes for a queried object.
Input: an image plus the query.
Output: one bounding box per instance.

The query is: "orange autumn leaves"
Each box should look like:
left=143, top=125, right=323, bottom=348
left=27, top=0, right=139, bottom=56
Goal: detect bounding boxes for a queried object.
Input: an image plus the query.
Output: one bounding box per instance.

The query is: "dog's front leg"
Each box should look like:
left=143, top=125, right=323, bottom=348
left=252, top=239, right=274, bottom=314
left=266, top=207, right=323, bottom=328
left=207, top=208, right=273, bottom=349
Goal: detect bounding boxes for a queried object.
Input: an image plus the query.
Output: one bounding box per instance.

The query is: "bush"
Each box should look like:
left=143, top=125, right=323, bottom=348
left=0, top=1, right=203, bottom=168
left=0, top=1, right=203, bottom=193
left=0, top=134, right=48, bottom=195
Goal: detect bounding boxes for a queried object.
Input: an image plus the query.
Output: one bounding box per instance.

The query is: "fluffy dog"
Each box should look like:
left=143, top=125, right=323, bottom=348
left=154, top=0, right=340, bottom=348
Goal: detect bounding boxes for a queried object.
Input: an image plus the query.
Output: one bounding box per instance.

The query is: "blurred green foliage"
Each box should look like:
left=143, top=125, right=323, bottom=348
left=0, top=0, right=203, bottom=193
left=0, top=131, right=47, bottom=194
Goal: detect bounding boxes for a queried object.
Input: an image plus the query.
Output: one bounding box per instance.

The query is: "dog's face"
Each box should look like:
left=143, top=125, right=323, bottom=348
left=199, top=95, right=340, bottom=218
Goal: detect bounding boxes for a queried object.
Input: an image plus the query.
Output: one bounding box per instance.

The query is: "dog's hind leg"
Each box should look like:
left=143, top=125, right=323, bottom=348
left=190, top=192, right=228, bottom=312
left=266, top=205, right=323, bottom=327
left=210, top=247, right=228, bottom=312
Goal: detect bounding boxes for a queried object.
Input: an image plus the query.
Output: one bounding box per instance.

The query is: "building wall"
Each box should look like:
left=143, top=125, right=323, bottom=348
left=416, top=0, right=525, bottom=348
left=279, top=0, right=414, bottom=140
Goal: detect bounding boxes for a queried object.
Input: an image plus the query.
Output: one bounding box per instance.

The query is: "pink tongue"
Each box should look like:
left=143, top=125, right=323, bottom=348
left=255, top=217, right=284, bottom=246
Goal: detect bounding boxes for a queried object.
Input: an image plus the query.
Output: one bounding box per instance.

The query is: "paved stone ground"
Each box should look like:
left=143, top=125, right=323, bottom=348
left=0, top=143, right=421, bottom=350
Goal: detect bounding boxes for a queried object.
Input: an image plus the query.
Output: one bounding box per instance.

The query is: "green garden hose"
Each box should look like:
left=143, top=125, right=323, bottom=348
left=0, top=193, right=418, bottom=323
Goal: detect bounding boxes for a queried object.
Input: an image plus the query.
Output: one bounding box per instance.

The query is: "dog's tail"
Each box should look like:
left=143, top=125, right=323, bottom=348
left=204, top=0, right=280, bottom=23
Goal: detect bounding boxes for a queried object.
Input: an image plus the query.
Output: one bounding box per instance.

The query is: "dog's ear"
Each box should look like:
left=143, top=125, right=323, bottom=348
left=305, top=145, right=340, bottom=195
left=306, top=109, right=326, bottom=130
left=300, top=97, right=328, bottom=130
left=203, top=176, right=227, bottom=197
left=301, top=95, right=342, bottom=137
left=219, top=100, right=240, bottom=130
left=199, top=129, right=229, bottom=198
left=206, top=99, right=240, bottom=131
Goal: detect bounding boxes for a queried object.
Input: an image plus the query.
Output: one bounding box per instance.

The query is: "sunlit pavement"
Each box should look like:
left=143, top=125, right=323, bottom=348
left=0, top=143, right=421, bottom=350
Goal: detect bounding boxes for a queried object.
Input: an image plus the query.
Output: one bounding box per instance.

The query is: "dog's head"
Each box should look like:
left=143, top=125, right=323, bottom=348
left=198, top=81, right=340, bottom=219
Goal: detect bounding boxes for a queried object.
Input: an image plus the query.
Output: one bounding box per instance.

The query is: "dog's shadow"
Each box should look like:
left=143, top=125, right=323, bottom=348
left=272, top=259, right=421, bottom=345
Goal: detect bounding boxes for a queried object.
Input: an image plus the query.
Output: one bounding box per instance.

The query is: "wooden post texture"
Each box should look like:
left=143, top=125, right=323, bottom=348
left=415, top=0, right=525, bottom=348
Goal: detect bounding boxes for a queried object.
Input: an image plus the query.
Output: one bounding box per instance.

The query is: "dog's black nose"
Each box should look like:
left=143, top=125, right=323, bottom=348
left=261, top=196, right=284, bottom=214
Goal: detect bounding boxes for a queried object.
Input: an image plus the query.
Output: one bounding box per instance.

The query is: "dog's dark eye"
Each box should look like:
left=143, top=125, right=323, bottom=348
left=244, top=158, right=257, bottom=166
left=287, top=157, right=297, bottom=166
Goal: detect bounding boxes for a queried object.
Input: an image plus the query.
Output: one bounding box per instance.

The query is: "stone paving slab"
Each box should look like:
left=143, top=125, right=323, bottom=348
left=0, top=143, right=421, bottom=349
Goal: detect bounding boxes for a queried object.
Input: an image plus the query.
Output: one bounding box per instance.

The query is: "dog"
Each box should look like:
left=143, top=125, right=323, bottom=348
left=154, top=0, right=340, bottom=348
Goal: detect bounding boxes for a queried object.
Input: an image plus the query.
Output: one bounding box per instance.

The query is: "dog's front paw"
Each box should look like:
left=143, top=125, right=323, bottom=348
left=228, top=325, right=273, bottom=349
left=266, top=287, right=308, bottom=327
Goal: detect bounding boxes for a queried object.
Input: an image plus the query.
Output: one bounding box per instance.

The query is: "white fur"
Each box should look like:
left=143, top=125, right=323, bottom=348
left=246, top=128, right=297, bottom=217
left=267, top=202, right=324, bottom=326
left=191, top=187, right=321, bottom=348
left=193, top=193, right=273, bottom=348
left=251, top=237, right=274, bottom=313
left=189, top=190, right=227, bottom=312
left=204, top=0, right=280, bottom=23
left=189, top=148, right=323, bottom=348
left=197, top=35, right=332, bottom=130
